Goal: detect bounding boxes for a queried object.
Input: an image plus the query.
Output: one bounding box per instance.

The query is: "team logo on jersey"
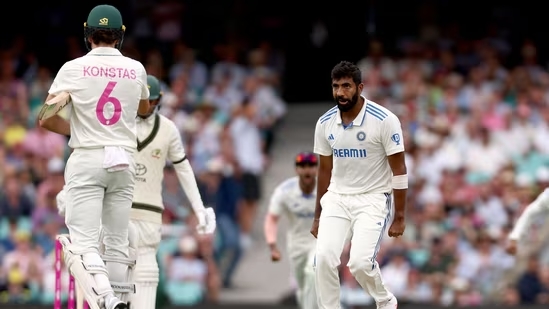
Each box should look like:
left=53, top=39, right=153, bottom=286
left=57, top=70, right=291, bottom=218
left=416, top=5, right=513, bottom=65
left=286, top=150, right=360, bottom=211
left=151, top=149, right=161, bottom=159
left=391, top=133, right=401, bottom=145
left=135, top=164, right=147, bottom=176
left=356, top=131, right=366, bottom=141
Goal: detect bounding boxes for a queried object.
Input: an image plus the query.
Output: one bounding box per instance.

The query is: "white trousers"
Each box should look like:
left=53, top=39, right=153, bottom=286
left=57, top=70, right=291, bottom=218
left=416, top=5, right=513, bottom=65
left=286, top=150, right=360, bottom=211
left=314, top=191, right=393, bottom=309
left=291, top=249, right=318, bottom=309
left=129, top=209, right=162, bottom=309
left=64, top=148, right=135, bottom=258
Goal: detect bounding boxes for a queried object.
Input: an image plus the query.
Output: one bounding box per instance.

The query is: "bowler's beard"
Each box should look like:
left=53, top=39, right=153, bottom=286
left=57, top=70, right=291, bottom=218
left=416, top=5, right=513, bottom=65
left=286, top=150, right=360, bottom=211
left=335, top=92, right=359, bottom=112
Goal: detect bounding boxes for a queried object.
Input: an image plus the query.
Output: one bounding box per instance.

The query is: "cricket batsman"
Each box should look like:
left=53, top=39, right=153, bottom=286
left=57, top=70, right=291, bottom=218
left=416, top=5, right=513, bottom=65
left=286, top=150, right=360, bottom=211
left=40, top=5, right=150, bottom=309
left=506, top=188, right=549, bottom=255
left=264, top=152, right=319, bottom=309
left=311, top=61, right=407, bottom=309
left=129, top=75, right=216, bottom=309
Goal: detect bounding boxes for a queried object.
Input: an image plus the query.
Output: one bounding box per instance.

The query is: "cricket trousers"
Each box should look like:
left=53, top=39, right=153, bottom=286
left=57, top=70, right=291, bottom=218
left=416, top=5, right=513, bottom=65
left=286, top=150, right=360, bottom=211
left=64, top=148, right=135, bottom=303
left=314, top=191, right=394, bottom=309
left=64, top=148, right=135, bottom=258
left=292, top=249, right=318, bottom=309
left=129, top=207, right=163, bottom=309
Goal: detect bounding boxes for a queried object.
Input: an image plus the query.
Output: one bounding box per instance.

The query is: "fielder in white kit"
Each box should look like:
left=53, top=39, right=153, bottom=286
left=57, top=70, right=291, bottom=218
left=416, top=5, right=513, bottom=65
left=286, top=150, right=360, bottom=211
left=130, top=75, right=216, bottom=309
left=264, top=152, right=319, bottom=309
left=40, top=5, right=150, bottom=309
left=311, top=61, right=407, bottom=309
left=506, top=188, right=549, bottom=255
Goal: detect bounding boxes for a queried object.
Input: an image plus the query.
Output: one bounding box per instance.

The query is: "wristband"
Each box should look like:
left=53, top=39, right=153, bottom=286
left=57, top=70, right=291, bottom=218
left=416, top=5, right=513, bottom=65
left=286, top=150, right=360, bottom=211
left=392, top=174, right=408, bottom=190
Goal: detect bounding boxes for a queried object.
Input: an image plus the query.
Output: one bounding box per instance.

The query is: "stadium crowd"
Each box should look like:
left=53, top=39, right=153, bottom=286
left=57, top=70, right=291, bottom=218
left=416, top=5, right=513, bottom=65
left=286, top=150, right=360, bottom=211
left=2, top=11, right=549, bottom=309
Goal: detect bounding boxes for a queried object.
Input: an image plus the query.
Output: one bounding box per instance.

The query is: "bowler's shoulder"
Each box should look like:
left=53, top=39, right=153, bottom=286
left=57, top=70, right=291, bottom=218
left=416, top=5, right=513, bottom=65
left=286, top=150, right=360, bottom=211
left=365, top=100, right=398, bottom=122
left=317, top=105, right=338, bottom=126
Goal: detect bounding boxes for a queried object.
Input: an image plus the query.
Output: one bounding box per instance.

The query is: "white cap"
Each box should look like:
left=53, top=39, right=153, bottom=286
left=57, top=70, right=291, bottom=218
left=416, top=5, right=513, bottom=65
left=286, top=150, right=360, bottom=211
left=47, top=157, right=65, bottom=173
left=205, top=156, right=224, bottom=174
left=536, top=167, right=549, bottom=182
left=515, top=173, right=533, bottom=188
left=417, top=185, right=443, bottom=205
left=449, top=277, right=469, bottom=292
left=178, top=235, right=198, bottom=254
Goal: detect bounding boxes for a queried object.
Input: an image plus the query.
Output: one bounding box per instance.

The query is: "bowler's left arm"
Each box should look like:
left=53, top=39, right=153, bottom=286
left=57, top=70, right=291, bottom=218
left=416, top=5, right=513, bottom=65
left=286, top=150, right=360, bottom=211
left=382, top=114, right=407, bottom=223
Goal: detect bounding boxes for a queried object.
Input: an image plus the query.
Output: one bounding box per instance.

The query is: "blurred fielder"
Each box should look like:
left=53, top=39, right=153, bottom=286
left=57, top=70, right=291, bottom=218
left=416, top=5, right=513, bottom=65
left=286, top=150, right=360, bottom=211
left=41, top=5, right=150, bottom=309
left=264, top=152, right=319, bottom=309
left=506, top=188, right=549, bottom=255
left=311, top=61, right=407, bottom=309
left=129, top=75, right=216, bottom=309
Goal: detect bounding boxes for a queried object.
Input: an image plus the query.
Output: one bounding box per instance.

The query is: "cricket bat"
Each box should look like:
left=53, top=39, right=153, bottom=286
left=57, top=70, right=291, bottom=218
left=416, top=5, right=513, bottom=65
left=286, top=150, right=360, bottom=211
left=38, top=91, right=72, bottom=121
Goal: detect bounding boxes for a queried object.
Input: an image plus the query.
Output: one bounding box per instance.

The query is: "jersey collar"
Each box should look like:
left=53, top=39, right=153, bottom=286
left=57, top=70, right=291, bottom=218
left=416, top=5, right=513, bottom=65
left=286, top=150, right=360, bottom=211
left=86, top=47, right=122, bottom=56
left=336, top=95, right=368, bottom=127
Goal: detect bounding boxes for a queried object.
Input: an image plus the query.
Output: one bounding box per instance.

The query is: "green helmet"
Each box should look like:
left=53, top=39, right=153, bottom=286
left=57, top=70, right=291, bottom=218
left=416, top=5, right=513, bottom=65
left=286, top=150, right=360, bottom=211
left=147, top=75, right=162, bottom=100
left=83, top=5, right=126, bottom=51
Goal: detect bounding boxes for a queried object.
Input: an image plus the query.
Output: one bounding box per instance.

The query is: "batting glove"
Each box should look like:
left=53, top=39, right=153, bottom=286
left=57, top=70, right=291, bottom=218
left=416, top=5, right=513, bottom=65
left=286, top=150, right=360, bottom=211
left=196, top=207, right=216, bottom=235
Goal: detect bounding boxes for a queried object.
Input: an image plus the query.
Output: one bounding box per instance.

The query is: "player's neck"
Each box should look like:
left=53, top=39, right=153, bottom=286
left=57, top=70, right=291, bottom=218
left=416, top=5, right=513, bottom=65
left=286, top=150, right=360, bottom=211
left=299, top=179, right=315, bottom=195
left=91, top=43, right=117, bottom=49
left=340, top=97, right=364, bottom=124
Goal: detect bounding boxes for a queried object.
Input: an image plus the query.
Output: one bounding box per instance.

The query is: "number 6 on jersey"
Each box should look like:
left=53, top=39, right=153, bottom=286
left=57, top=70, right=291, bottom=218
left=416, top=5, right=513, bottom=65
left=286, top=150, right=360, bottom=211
left=96, top=81, right=122, bottom=126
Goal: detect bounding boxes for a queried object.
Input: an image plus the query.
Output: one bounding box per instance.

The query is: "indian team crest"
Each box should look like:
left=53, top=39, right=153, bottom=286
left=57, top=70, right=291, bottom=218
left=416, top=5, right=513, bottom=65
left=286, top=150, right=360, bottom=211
left=391, top=133, right=401, bottom=145
left=151, top=149, right=161, bottom=159
left=356, top=131, right=366, bottom=141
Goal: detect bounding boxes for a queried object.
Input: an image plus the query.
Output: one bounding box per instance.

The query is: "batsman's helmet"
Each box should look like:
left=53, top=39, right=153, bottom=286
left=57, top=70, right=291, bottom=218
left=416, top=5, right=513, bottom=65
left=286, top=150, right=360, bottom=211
left=83, top=5, right=126, bottom=51
left=147, top=75, right=163, bottom=101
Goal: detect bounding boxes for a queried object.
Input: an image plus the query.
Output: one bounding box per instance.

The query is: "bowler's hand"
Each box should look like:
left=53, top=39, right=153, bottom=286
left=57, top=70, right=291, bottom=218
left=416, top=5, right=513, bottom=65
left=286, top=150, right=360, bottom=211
left=388, top=217, right=405, bottom=237
left=270, top=244, right=282, bottom=262
left=505, top=239, right=518, bottom=255
left=310, top=219, right=320, bottom=238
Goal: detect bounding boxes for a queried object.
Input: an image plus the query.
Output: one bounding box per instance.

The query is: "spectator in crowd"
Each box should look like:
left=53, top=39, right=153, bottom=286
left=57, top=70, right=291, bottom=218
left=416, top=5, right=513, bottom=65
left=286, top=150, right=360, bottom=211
left=229, top=99, right=264, bottom=248
left=164, top=235, right=210, bottom=305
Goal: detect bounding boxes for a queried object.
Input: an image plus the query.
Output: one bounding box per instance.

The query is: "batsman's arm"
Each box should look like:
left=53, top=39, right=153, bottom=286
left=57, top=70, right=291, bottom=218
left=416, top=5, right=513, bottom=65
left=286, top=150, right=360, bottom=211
left=166, top=120, right=205, bottom=214
left=138, top=99, right=150, bottom=116
left=313, top=119, right=333, bottom=221
left=38, top=94, right=71, bottom=136
left=137, top=65, right=150, bottom=116
left=509, top=189, right=549, bottom=240
left=40, top=63, right=75, bottom=136
left=387, top=152, right=407, bottom=220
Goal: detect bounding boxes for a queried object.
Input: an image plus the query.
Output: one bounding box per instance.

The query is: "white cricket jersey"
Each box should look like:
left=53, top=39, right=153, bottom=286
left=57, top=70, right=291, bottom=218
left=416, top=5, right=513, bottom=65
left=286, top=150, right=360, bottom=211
left=313, top=97, right=405, bottom=195
left=268, top=176, right=316, bottom=259
left=48, top=47, right=149, bottom=151
left=133, top=114, right=187, bottom=210
left=509, top=188, right=549, bottom=240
